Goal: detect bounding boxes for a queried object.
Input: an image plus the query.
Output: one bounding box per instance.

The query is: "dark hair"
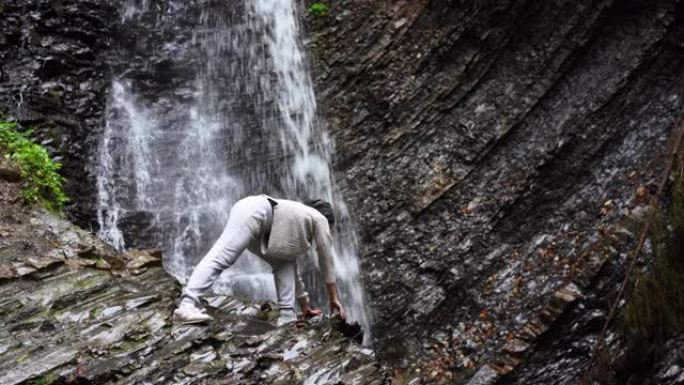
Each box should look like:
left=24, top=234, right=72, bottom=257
left=304, top=199, right=335, bottom=226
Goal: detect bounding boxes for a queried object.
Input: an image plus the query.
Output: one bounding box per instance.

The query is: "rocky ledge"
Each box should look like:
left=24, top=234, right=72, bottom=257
left=0, top=169, right=385, bottom=385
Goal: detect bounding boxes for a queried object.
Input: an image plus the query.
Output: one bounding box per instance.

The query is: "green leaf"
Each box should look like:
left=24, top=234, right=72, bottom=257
left=308, top=2, right=329, bottom=17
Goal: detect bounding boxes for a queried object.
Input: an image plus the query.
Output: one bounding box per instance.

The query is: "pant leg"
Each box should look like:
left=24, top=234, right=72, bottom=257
left=270, top=260, right=297, bottom=311
left=181, top=197, right=268, bottom=306
left=294, top=262, right=310, bottom=307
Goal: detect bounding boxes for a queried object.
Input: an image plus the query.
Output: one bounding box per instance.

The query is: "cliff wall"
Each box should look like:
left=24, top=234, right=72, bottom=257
left=306, top=0, right=684, bottom=380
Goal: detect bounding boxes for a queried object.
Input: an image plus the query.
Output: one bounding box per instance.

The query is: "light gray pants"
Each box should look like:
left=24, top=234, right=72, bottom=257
left=181, top=195, right=297, bottom=311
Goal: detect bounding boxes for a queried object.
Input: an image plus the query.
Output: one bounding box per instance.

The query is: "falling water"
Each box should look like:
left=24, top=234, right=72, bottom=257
left=96, top=0, right=371, bottom=343
left=250, top=0, right=372, bottom=342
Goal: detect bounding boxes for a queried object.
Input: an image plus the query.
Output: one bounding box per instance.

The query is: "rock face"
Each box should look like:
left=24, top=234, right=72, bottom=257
left=0, top=0, right=116, bottom=225
left=0, top=172, right=384, bottom=385
left=304, top=0, right=684, bottom=380
left=2, top=0, right=684, bottom=383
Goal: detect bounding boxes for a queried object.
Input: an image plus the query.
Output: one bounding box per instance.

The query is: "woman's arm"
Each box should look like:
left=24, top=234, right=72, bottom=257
left=295, top=263, right=322, bottom=317
left=326, top=282, right=346, bottom=319
left=313, top=216, right=346, bottom=319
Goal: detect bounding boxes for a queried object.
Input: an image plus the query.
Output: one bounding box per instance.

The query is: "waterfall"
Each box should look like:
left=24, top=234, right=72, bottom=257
left=96, top=0, right=371, bottom=343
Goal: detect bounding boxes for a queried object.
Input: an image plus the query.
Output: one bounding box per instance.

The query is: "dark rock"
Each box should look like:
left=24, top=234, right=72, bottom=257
left=76, top=243, right=122, bottom=270
left=467, top=365, right=498, bottom=385
left=36, top=56, right=69, bottom=78
left=0, top=168, right=21, bottom=183
left=118, top=211, right=158, bottom=249
left=125, top=249, right=163, bottom=273
left=333, top=317, right=364, bottom=345
left=0, top=0, right=117, bottom=225
left=306, top=0, right=684, bottom=379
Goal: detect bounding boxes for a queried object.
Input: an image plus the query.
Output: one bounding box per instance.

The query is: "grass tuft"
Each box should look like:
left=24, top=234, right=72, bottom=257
left=308, top=2, right=329, bottom=17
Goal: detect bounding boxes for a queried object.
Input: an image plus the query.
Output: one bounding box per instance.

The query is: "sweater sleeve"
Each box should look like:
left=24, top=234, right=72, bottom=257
left=313, top=215, right=337, bottom=284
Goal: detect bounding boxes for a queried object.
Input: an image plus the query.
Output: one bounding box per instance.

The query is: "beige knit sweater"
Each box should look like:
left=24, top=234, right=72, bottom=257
left=257, top=196, right=337, bottom=284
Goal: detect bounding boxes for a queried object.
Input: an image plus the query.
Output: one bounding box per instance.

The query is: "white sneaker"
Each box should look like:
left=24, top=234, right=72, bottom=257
left=277, top=308, right=297, bottom=327
left=173, top=302, right=213, bottom=324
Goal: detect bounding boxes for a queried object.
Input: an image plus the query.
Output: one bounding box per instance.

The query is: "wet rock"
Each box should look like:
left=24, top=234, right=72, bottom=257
left=1, top=346, right=79, bottom=385
left=11, top=261, right=37, bottom=276
left=0, top=264, right=16, bottom=280
left=637, top=335, right=684, bottom=385
left=333, top=317, right=364, bottom=344
left=190, top=345, right=218, bottom=363
left=307, top=0, right=684, bottom=375
left=77, top=243, right=121, bottom=270
left=124, top=294, right=157, bottom=310
left=26, top=255, right=63, bottom=270
left=663, top=365, right=682, bottom=379
left=536, top=282, right=583, bottom=326
left=255, top=352, right=283, bottom=369
left=283, top=339, right=308, bottom=361
left=502, top=338, right=530, bottom=356
left=36, top=56, right=69, bottom=78
left=0, top=0, right=117, bottom=224
left=467, top=364, right=498, bottom=385
left=125, top=249, right=163, bottom=273
left=339, top=363, right=384, bottom=385
left=0, top=179, right=387, bottom=385
left=118, top=211, right=159, bottom=248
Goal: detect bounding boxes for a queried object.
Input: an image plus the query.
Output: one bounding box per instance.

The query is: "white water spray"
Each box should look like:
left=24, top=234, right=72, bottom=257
left=250, top=0, right=372, bottom=344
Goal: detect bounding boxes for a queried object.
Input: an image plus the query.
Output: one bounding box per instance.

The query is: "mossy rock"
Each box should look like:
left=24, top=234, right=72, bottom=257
left=29, top=372, right=59, bottom=385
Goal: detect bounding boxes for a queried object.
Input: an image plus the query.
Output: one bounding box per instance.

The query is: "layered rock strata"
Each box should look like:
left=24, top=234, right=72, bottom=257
left=305, top=0, right=684, bottom=381
left=0, top=172, right=383, bottom=385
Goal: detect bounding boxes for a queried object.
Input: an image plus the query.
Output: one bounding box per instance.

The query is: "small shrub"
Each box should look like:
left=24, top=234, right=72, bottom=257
left=0, top=121, right=68, bottom=212
left=619, top=151, right=684, bottom=365
left=308, top=2, right=329, bottom=17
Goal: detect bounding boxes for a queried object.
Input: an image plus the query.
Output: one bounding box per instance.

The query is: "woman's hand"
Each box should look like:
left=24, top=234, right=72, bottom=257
left=301, top=305, right=322, bottom=318
left=330, top=299, right=346, bottom=320
left=326, top=282, right=346, bottom=320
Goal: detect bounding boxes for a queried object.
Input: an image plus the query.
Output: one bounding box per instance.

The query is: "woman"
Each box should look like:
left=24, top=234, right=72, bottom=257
left=173, top=195, right=345, bottom=325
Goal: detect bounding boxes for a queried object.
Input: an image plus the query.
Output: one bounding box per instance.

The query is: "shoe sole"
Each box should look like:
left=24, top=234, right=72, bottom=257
left=172, top=314, right=213, bottom=325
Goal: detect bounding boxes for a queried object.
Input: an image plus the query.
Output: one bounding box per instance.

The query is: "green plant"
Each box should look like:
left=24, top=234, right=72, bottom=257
left=308, top=1, right=329, bottom=17
left=0, top=121, right=68, bottom=212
